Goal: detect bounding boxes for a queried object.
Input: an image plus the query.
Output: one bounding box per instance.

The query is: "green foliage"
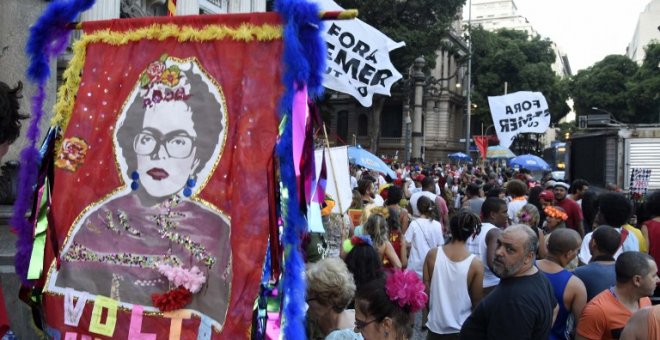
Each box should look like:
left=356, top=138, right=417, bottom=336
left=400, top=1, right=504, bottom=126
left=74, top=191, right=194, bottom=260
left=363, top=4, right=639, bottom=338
left=469, top=27, right=570, bottom=127
left=336, top=0, right=466, bottom=71
left=627, top=43, right=660, bottom=123
left=569, top=55, right=639, bottom=122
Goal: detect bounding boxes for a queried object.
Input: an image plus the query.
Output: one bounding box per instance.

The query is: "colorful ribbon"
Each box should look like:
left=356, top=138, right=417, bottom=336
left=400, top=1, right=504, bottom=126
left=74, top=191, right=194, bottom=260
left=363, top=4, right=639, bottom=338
left=26, top=177, right=50, bottom=280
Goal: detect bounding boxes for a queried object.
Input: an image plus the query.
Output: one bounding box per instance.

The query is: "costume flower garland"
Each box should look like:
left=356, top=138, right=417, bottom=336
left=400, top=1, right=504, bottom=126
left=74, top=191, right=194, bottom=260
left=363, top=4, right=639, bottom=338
left=385, top=269, right=428, bottom=313
left=544, top=206, right=568, bottom=221
left=139, top=54, right=192, bottom=108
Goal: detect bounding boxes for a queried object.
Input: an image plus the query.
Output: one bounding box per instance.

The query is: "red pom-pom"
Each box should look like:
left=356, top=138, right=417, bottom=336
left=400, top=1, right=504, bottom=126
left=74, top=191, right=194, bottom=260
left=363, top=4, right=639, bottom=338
left=151, top=286, right=193, bottom=312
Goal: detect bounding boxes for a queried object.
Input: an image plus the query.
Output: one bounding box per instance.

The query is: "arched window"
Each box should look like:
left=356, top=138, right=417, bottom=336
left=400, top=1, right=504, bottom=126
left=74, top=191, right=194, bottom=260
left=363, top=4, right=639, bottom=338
left=357, top=114, right=368, bottom=136
left=336, top=110, right=349, bottom=144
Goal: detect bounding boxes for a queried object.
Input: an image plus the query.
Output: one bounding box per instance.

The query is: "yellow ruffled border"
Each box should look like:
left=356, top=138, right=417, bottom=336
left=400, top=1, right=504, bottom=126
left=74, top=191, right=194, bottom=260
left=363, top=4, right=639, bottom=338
left=52, top=23, right=282, bottom=131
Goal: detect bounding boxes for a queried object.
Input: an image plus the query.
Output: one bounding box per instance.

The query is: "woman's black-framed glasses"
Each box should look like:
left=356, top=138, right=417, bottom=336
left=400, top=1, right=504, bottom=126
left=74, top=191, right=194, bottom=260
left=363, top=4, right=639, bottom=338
left=354, top=317, right=379, bottom=331
left=133, top=130, right=196, bottom=159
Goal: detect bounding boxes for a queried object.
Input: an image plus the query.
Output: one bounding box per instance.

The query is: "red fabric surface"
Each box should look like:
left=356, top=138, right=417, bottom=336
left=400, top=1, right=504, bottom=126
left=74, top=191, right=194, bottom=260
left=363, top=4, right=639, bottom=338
left=0, top=283, right=8, bottom=337
left=41, top=13, right=282, bottom=339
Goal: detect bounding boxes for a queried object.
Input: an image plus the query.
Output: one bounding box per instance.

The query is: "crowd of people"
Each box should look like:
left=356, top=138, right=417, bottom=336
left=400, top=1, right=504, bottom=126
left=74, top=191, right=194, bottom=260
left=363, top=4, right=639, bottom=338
left=303, top=161, right=660, bottom=340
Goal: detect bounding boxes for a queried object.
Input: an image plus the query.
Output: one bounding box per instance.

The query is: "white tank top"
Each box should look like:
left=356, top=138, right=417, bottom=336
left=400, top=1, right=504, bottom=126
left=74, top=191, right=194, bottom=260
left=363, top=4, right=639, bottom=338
left=426, top=247, right=475, bottom=334
left=465, top=222, right=500, bottom=287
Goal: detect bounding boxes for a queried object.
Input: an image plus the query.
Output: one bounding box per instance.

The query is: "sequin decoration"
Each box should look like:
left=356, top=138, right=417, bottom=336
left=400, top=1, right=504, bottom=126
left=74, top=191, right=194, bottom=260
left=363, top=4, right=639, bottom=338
left=150, top=196, right=217, bottom=268
left=63, top=242, right=182, bottom=269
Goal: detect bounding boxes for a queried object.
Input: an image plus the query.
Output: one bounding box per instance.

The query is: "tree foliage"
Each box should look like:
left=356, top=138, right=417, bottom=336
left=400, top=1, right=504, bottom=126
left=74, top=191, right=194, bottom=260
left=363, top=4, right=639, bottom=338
left=470, top=27, right=570, bottom=128
left=569, top=43, right=660, bottom=124
left=336, top=0, right=466, bottom=71
left=569, top=55, right=639, bottom=122
left=627, top=43, right=660, bottom=123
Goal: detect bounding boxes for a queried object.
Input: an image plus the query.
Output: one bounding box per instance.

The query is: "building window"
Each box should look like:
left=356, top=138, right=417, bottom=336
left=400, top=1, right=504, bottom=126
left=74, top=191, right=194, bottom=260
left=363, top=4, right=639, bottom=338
left=381, top=104, right=403, bottom=137
left=336, top=111, right=349, bottom=144
left=357, top=114, right=368, bottom=136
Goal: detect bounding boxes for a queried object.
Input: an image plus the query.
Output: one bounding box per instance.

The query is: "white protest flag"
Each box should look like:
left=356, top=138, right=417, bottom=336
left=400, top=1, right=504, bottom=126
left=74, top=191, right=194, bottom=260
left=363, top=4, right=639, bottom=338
left=311, top=0, right=405, bottom=107
left=314, top=146, right=352, bottom=214
left=487, top=91, right=551, bottom=149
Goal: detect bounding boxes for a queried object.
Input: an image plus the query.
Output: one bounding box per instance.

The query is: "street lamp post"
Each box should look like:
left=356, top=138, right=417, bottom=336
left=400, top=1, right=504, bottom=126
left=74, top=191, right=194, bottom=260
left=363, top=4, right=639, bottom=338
left=465, top=0, right=473, bottom=155
left=411, top=56, right=426, bottom=162
left=404, top=103, right=412, bottom=162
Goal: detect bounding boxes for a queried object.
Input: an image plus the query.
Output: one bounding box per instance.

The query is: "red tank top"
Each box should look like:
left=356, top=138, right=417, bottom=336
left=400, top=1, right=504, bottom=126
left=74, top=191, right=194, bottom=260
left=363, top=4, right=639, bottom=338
left=646, top=220, right=660, bottom=263
left=384, top=229, right=403, bottom=268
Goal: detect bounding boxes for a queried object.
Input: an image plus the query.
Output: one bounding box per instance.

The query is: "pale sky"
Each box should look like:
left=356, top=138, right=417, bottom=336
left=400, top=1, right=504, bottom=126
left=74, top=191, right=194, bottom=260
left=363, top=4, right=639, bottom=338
left=512, top=0, right=651, bottom=73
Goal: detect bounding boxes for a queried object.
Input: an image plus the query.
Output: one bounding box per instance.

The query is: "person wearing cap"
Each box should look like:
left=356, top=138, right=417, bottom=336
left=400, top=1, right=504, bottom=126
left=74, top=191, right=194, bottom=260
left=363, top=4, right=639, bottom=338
left=544, top=180, right=557, bottom=190
left=554, top=181, right=585, bottom=238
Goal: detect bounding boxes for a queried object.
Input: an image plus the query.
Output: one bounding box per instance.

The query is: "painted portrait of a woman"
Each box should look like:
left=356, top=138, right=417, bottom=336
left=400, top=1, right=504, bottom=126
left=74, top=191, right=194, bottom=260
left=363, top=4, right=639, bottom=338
left=47, top=55, right=231, bottom=328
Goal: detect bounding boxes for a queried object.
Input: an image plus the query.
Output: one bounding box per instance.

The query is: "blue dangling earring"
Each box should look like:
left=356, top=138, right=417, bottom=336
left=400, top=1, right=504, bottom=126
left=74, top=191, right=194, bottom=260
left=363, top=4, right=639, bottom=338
left=131, top=171, right=140, bottom=191
left=183, top=176, right=196, bottom=197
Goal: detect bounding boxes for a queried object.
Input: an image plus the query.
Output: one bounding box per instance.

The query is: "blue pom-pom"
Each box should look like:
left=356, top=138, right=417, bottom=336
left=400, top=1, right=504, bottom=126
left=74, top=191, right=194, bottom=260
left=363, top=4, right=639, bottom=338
left=131, top=181, right=139, bottom=191
left=183, top=187, right=192, bottom=197
left=187, top=178, right=196, bottom=188
left=131, top=171, right=140, bottom=180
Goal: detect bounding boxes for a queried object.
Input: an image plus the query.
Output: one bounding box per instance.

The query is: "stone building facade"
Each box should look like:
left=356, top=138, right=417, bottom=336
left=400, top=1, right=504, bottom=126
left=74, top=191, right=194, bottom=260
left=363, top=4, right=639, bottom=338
left=324, top=28, right=469, bottom=162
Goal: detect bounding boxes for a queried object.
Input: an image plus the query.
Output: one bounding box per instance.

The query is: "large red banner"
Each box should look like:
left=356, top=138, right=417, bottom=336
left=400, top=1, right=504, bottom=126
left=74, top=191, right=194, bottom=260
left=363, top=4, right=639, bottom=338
left=40, top=13, right=282, bottom=339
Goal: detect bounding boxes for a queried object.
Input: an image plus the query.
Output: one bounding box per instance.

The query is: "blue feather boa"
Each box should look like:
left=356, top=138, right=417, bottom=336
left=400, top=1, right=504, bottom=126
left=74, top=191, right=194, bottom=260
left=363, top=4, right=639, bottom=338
left=14, top=0, right=96, bottom=285
left=275, top=0, right=326, bottom=338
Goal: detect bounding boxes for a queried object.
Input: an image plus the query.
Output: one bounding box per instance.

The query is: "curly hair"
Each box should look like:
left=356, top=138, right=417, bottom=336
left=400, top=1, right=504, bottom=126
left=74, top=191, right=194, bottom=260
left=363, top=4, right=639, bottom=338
left=306, top=258, right=356, bottom=313
left=506, top=179, right=528, bottom=197
left=0, top=81, right=29, bottom=145
left=116, top=64, right=224, bottom=180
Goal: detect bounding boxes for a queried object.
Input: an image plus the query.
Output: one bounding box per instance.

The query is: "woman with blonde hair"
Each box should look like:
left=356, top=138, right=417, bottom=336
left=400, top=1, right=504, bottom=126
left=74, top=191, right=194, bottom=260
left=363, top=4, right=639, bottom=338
left=364, top=207, right=403, bottom=269
left=517, top=204, right=548, bottom=259
left=306, top=258, right=363, bottom=339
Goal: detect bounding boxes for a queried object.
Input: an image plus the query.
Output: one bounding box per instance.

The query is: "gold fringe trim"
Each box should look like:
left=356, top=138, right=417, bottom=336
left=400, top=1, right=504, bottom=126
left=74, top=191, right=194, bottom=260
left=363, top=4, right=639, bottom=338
left=51, top=23, right=282, bottom=131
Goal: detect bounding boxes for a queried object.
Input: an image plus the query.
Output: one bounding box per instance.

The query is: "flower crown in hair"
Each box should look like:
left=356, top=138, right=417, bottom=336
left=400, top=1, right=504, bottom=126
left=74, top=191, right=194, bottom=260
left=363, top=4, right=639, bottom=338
left=518, top=210, right=532, bottom=223
left=544, top=206, right=568, bottom=221
left=370, top=206, right=390, bottom=219
left=385, top=269, right=428, bottom=313
left=351, top=234, right=373, bottom=247
left=139, top=54, right=192, bottom=108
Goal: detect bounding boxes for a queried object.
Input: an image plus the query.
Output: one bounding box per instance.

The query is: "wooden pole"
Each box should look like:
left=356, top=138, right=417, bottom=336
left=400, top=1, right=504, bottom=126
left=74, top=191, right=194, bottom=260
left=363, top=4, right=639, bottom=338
left=65, top=9, right=359, bottom=30
left=322, top=123, right=347, bottom=237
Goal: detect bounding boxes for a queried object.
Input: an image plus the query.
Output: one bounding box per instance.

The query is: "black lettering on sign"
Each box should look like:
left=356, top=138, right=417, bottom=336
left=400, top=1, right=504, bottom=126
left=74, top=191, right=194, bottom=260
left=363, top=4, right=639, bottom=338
left=358, top=63, right=376, bottom=84
left=499, top=119, right=509, bottom=132
left=371, top=69, right=393, bottom=86
left=339, top=32, right=355, bottom=49
left=357, top=86, right=368, bottom=97
left=326, top=42, right=336, bottom=61
left=353, top=40, right=370, bottom=57
left=328, top=23, right=341, bottom=37
left=334, top=49, right=361, bottom=78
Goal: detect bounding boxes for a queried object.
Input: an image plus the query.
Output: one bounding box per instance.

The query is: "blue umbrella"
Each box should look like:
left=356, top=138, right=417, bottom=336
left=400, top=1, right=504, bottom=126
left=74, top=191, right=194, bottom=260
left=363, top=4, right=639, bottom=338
left=509, top=154, right=550, bottom=171
left=448, top=152, right=471, bottom=161
left=348, top=146, right=397, bottom=178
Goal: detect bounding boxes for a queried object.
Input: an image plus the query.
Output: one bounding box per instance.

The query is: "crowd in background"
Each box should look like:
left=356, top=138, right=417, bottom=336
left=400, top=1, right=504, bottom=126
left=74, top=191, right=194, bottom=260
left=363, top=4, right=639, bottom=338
left=303, top=159, right=660, bottom=340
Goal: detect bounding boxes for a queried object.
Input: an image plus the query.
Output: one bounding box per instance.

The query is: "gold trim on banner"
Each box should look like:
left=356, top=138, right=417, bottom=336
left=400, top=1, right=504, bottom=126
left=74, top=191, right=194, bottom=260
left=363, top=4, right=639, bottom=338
left=52, top=23, right=282, bottom=134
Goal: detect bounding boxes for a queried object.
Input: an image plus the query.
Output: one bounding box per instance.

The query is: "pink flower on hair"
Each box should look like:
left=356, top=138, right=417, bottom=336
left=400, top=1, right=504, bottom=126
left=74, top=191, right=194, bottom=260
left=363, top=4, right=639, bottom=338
left=385, top=269, right=428, bottom=313
left=157, top=264, right=207, bottom=294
